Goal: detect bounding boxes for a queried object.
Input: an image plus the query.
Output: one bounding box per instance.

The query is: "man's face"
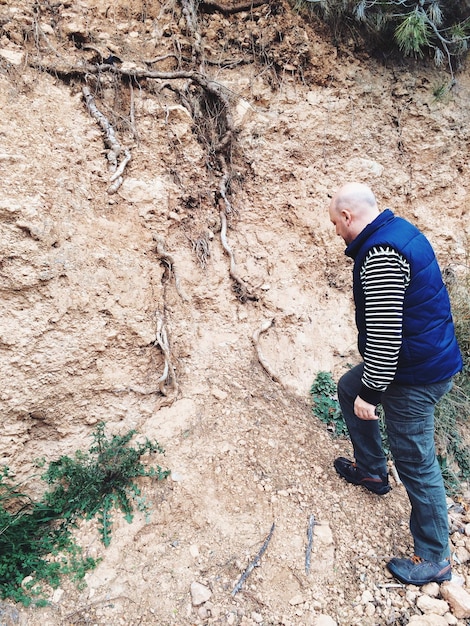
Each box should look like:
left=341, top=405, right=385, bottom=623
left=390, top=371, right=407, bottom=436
left=329, top=204, right=353, bottom=245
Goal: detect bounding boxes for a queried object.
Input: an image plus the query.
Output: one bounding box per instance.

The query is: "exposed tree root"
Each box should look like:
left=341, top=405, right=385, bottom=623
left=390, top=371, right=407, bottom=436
left=32, top=0, right=266, bottom=395
left=82, top=85, right=131, bottom=193
left=232, top=522, right=275, bottom=595
left=154, top=312, right=178, bottom=397
left=252, top=318, right=281, bottom=383
left=220, top=210, right=257, bottom=301
left=153, top=235, right=190, bottom=302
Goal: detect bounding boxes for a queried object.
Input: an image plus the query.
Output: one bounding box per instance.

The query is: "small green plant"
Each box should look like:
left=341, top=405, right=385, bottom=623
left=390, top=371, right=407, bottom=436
left=310, top=371, right=348, bottom=437
left=0, top=423, right=170, bottom=605
left=0, top=467, right=94, bottom=607
left=42, top=422, right=170, bottom=546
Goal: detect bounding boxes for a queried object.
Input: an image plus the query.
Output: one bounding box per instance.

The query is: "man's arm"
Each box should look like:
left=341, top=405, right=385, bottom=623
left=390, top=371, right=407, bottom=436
left=357, top=245, right=410, bottom=414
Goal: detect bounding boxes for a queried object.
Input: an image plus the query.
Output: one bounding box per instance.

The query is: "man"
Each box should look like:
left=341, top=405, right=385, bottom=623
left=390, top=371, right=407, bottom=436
left=329, top=182, right=462, bottom=585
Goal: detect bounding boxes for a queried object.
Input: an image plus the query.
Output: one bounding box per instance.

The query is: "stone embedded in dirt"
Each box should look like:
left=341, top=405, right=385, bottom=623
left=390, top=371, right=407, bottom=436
left=416, top=594, right=449, bottom=615
left=170, top=471, right=184, bottom=482
left=421, top=582, right=440, bottom=597
left=189, top=544, right=200, bottom=558
left=312, top=615, right=337, bottom=626
left=455, top=545, right=470, bottom=564
left=211, top=386, right=228, bottom=401
left=289, top=594, right=304, bottom=605
left=0, top=602, right=26, bottom=626
left=0, top=49, right=23, bottom=65
left=440, top=582, right=470, bottom=618
left=190, top=581, right=212, bottom=606
left=407, top=615, right=448, bottom=626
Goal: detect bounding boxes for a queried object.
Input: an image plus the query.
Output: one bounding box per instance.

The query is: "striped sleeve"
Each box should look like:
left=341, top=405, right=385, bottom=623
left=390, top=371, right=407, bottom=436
left=358, top=245, right=411, bottom=405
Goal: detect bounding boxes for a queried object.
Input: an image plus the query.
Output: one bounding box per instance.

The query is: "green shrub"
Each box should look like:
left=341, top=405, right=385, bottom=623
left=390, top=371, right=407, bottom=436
left=310, top=371, right=348, bottom=437
left=42, top=422, right=170, bottom=545
left=0, top=423, right=170, bottom=605
left=310, top=371, right=391, bottom=451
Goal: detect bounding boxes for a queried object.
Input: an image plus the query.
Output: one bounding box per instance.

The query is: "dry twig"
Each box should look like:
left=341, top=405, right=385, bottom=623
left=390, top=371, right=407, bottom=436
left=389, top=461, right=402, bottom=486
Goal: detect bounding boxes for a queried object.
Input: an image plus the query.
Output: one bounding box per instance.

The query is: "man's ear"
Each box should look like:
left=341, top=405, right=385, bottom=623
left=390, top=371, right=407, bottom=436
left=341, top=209, right=352, bottom=225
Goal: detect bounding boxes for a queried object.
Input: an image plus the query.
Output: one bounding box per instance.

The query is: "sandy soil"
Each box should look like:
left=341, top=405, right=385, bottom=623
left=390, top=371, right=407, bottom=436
left=0, top=0, right=470, bottom=624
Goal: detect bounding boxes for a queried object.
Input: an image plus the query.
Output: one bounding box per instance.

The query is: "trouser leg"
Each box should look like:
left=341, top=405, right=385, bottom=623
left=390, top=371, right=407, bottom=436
left=382, top=379, right=453, bottom=562
left=337, top=363, right=388, bottom=477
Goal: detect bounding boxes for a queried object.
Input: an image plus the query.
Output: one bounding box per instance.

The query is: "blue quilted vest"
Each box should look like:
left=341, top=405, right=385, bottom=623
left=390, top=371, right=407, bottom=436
left=345, top=209, right=462, bottom=385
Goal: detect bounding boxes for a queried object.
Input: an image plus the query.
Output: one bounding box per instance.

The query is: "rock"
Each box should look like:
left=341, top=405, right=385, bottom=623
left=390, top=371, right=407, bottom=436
left=189, top=544, right=199, bottom=558
left=232, top=98, right=253, bottom=128
left=119, top=176, right=168, bottom=204
left=0, top=602, right=27, bottom=626
left=190, top=581, right=212, bottom=606
left=51, top=587, right=65, bottom=604
left=344, top=156, right=384, bottom=177
left=421, top=582, right=440, bottom=597
left=313, top=615, right=337, bottom=626
left=440, top=582, right=470, bottom=618
left=455, top=546, right=470, bottom=564
left=361, top=589, right=374, bottom=603
left=407, top=615, right=448, bottom=625
left=0, top=48, right=24, bottom=65
left=289, top=594, right=304, bottom=606
left=211, top=386, right=228, bottom=401
left=416, top=594, right=449, bottom=615
left=364, top=602, right=375, bottom=616
left=197, top=604, right=210, bottom=619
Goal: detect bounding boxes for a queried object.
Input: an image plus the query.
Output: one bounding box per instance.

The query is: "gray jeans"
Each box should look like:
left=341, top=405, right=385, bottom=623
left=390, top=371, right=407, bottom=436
left=338, top=363, right=452, bottom=561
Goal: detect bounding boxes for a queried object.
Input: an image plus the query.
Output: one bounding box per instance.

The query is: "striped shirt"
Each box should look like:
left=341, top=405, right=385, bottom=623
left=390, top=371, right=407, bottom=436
left=360, top=245, right=411, bottom=395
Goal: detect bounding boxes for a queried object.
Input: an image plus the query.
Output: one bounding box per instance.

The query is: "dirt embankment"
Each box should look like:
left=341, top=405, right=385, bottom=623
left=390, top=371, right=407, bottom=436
left=0, top=0, right=470, bottom=624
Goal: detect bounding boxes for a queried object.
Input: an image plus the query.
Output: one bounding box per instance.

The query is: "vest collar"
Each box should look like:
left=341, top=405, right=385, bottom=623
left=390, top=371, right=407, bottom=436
left=345, top=208, right=395, bottom=259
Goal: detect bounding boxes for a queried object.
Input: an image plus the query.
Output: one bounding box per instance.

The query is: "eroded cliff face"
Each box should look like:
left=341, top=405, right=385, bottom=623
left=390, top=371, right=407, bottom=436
left=1, top=0, right=470, bottom=624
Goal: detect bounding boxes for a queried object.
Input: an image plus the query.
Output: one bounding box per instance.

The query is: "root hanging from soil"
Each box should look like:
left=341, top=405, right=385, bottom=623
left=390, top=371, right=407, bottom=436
left=252, top=318, right=281, bottom=383
left=37, top=12, right=259, bottom=297
left=153, top=235, right=190, bottom=302
left=82, top=85, right=131, bottom=193
left=220, top=209, right=257, bottom=302
left=47, top=65, right=253, bottom=300
left=154, top=311, right=178, bottom=398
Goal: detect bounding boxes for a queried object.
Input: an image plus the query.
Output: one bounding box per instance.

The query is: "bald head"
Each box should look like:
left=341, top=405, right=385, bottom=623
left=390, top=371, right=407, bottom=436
left=329, top=183, right=380, bottom=245
left=332, top=183, right=378, bottom=215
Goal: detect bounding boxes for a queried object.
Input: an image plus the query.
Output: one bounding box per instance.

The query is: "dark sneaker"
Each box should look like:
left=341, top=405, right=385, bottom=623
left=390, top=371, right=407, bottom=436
left=387, top=555, right=451, bottom=585
left=334, top=457, right=391, bottom=495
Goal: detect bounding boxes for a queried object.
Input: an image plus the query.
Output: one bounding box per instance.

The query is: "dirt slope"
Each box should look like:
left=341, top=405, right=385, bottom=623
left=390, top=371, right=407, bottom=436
left=1, top=0, right=470, bottom=624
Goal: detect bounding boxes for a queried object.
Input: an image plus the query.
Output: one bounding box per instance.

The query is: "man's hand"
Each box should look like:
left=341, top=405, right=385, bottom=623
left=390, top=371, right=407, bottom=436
left=354, top=396, right=378, bottom=420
